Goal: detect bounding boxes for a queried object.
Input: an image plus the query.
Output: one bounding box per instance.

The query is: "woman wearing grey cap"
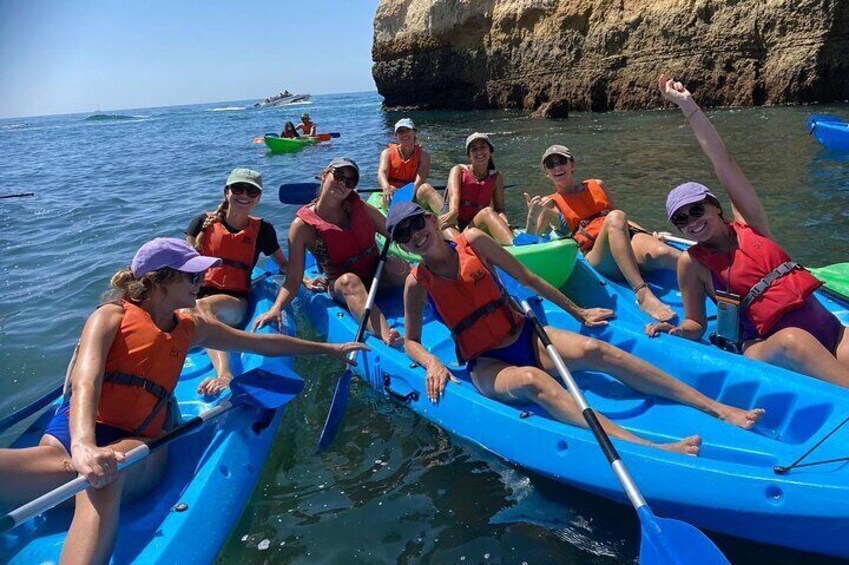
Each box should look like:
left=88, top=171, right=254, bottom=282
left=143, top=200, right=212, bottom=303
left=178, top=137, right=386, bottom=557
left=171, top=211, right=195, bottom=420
left=533, top=145, right=681, bottom=323
left=377, top=118, right=444, bottom=212
left=648, top=75, right=848, bottom=388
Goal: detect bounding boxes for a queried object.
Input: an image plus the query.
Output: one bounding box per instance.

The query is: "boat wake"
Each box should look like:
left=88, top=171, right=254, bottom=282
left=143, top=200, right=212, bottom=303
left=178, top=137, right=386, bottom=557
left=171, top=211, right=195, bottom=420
left=207, top=106, right=246, bottom=112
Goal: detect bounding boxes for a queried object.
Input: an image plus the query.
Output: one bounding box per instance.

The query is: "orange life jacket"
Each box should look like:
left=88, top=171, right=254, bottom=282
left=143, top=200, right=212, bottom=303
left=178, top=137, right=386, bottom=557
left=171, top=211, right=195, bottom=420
left=296, top=193, right=379, bottom=281
left=387, top=143, right=422, bottom=188
left=96, top=301, right=194, bottom=438
left=199, top=216, right=261, bottom=294
left=687, top=222, right=822, bottom=336
left=457, top=166, right=497, bottom=225
left=413, top=235, right=522, bottom=361
left=549, top=179, right=612, bottom=252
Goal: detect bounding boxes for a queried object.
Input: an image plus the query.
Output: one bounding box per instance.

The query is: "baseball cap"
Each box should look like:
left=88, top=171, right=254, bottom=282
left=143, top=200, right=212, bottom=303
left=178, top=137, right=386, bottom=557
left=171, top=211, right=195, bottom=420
left=131, top=238, right=221, bottom=278
left=225, top=168, right=263, bottom=191
left=394, top=118, right=416, bottom=132
left=302, top=112, right=311, bottom=119
left=540, top=145, right=574, bottom=167
left=327, top=156, right=359, bottom=179
left=386, top=201, right=427, bottom=239
left=666, top=182, right=718, bottom=221
left=465, top=132, right=494, bottom=153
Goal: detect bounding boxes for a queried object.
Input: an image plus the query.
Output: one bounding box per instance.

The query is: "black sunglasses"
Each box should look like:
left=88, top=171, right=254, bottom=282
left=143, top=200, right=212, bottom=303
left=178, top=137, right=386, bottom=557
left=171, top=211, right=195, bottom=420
left=671, top=202, right=706, bottom=228
left=187, top=271, right=205, bottom=285
left=544, top=156, right=571, bottom=170
left=332, top=168, right=358, bottom=189
left=392, top=214, right=426, bottom=244
left=229, top=183, right=262, bottom=198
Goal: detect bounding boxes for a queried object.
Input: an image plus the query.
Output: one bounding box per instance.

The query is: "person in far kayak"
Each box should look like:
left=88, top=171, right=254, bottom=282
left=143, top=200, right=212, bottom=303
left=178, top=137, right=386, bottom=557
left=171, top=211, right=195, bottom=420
left=0, top=238, right=366, bottom=565
left=281, top=121, right=300, bottom=138
left=646, top=75, right=849, bottom=388
left=378, top=118, right=444, bottom=212
left=388, top=202, right=764, bottom=456
left=296, top=112, right=317, bottom=137
left=186, top=168, right=289, bottom=395
left=532, top=145, right=681, bottom=322
left=253, top=157, right=409, bottom=346
left=440, top=132, right=514, bottom=245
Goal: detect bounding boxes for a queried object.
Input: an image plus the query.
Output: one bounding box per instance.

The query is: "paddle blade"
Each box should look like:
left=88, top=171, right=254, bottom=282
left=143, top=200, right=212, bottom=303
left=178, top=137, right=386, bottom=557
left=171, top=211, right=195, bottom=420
left=390, top=182, right=416, bottom=207
left=638, top=507, right=730, bottom=565
left=279, top=182, right=321, bottom=205
left=314, top=133, right=332, bottom=142
left=317, top=369, right=353, bottom=450
left=231, top=368, right=305, bottom=410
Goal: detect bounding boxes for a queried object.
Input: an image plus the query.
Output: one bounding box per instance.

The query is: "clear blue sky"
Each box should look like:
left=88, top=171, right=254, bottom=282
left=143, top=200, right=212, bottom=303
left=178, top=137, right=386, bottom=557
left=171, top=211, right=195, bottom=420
left=0, top=0, right=381, bottom=118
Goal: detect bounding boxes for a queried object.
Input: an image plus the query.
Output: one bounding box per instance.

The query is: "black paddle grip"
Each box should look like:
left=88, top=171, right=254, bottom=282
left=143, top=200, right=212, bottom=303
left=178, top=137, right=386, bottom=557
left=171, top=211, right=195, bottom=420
left=583, top=408, right=621, bottom=465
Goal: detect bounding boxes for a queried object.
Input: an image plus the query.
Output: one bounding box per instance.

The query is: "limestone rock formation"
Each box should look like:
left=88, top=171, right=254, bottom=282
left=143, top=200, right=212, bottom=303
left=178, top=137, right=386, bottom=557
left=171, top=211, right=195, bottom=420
left=372, top=0, right=849, bottom=111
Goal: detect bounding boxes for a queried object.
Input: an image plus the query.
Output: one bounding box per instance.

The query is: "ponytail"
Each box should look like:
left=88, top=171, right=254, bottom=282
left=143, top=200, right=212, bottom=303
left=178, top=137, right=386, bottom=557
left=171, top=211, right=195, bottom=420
left=104, top=266, right=182, bottom=304
left=193, top=197, right=229, bottom=250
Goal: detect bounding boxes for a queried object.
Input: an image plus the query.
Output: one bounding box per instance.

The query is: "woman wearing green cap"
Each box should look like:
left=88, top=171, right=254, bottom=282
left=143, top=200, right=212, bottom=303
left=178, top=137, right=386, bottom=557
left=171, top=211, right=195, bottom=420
left=647, top=75, right=848, bottom=387
left=0, top=237, right=366, bottom=564
left=186, top=168, right=289, bottom=395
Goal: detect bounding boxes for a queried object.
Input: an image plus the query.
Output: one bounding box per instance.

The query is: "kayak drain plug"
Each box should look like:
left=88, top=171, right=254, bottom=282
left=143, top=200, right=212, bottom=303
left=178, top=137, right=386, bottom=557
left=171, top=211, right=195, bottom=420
left=173, top=503, right=189, bottom=512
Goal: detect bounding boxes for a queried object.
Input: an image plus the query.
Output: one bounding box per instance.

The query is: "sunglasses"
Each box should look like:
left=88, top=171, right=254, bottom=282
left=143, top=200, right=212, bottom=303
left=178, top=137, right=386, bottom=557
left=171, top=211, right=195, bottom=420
left=392, top=214, right=426, bottom=244
left=229, top=183, right=262, bottom=198
left=544, top=156, right=571, bottom=170
left=186, top=271, right=205, bottom=285
left=671, top=202, right=706, bottom=228
left=331, top=168, right=358, bottom=189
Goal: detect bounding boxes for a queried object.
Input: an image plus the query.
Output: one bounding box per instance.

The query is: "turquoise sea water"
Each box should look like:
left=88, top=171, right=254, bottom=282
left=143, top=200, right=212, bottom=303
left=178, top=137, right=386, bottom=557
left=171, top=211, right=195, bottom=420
left=2, top=91, right=848, bottom=564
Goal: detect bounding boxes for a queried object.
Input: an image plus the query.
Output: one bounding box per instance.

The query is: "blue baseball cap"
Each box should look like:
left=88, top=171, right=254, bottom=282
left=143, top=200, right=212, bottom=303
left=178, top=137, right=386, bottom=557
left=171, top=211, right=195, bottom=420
left=386, top=201, right=427, bottom=239
left=666, top=182, right=718, bottom=221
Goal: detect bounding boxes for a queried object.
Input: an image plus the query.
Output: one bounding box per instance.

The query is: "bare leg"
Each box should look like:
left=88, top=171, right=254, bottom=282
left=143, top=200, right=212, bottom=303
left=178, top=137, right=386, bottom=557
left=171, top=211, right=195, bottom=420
left=331, top=273, right=401, bottom=346
left=415, top=183, right=444, bottom=213
left=745, top=327, right=849, bottom=388
left=585, top=211, right=675, bottom=322
left=472, top=207, right=514, bottom=245
left=194, top=295, right=249, bottom=394
left=629, top=232, right=681, bottom=272
left=539, top=327, right=765, bottom=429
left=0, top=436, right=76, bottom=511
left=471, top=358, right=701, bottom=455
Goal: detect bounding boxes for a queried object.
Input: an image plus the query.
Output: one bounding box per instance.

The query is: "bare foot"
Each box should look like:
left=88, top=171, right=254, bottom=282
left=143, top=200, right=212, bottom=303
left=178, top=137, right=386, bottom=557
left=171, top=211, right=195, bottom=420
left=653, top=434, right=702, bottom=456
left=636, top=287, right=676, bottom=322
left=718, top=406, right=765, bottom=430
left=384, top=328, right=404, bottom=347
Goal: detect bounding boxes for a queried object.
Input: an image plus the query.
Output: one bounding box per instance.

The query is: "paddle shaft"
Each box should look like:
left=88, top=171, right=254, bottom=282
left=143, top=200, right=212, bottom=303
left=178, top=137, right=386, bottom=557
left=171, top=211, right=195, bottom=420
left=0, top=193, right=35, bottom=199
left=519, top=299, right=647, bottom=511
left=1, top=400, right=235, bottom=533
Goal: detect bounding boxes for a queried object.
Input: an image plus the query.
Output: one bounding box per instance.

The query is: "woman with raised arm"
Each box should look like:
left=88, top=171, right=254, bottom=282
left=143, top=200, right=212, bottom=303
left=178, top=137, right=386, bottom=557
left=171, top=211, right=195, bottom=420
left=0, top=238, right=366, bottom=564
left=647, top=75, right=849, bottom=388
left=387, top=202, right=764, bottom=457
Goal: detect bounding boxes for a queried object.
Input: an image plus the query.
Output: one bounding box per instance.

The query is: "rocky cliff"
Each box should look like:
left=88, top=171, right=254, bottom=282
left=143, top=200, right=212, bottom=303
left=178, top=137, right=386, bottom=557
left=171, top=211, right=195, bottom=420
left=372, top=0, right=849, bottom=113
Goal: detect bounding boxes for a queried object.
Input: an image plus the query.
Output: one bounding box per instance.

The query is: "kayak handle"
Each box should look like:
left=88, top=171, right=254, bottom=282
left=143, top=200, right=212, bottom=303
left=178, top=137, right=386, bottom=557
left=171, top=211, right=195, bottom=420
left=383, top=374, right=419, bottom=404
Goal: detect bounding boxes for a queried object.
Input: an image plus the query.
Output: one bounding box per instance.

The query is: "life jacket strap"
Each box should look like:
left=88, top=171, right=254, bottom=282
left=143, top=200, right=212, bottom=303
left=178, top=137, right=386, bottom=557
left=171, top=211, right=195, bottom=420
left=103, top=371, right=172, bottom=435
left=575, top=209, right=610, bottom=244
left=337, top=243, right=378, bottom=270
left=451, top=295, right=510, bottom=336
left=220, top=258, right=251, bottom=272
left=741, top=261, right=801, bottom=310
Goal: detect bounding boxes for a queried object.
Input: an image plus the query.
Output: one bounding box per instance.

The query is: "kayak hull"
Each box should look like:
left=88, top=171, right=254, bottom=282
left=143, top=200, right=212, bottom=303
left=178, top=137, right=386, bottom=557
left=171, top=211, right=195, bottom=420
left=365, top=192, right=579, bottom=288
left=264, top=135, right=317, bottom=153
left=807, top=114, right=849, bottom=150
left=299, top=255, right=849, bottom=559
left=1, top=268, right=300, bottom=564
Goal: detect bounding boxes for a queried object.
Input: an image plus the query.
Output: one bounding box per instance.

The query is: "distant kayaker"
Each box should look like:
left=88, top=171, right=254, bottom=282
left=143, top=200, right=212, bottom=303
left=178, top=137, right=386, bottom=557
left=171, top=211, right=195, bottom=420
left=296, top=112, right=316, bottom=137
left=253, top=157, right=409, bottom=346
left=387, top=202, right=764, bottom=455
left=440, top=132, right=514, bottom=245
left=647, top=75, right=849, bottom=388
left=0, top=238, right=367, bottom=565
left=378, top=118, right=444, bottom=212
left=532, top=145, right=681, bottom=322
left=186, top=168, right=291, bottom=395
left=281, top=121, right=300, bottom=138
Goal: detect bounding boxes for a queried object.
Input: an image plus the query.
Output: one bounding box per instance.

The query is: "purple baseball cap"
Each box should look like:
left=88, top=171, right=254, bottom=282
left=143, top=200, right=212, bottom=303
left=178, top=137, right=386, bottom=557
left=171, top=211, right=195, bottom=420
left=131, top=238, right=221, bottom=278
left=666, top=182, right=718, bottom=221
left=386, top=201, right=427, bottom=239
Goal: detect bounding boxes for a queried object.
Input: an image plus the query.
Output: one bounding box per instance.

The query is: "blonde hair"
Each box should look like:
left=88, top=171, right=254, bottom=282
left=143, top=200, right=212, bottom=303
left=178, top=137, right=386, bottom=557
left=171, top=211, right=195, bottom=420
left=193, top=197, right=229, bottom=250
left=105, top=267, right=183, bottom=303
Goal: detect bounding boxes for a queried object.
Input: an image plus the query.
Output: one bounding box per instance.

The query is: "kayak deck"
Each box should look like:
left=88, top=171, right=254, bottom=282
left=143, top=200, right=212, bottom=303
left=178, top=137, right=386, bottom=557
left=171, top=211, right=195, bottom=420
left=264, top=135, right=317, bottom=153
left=1, top=270, right=300, bottom=564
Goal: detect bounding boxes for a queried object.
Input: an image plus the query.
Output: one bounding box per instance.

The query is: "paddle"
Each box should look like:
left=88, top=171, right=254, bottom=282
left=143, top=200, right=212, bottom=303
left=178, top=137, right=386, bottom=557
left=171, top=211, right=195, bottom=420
left=253, top=132, right=340, bottom=144
left=278, top=182, right=516, bottom=206
left=0, top=193, right=35, bottom=199
left=0, top=367, right=304, bottom=533
left=516, top=296, right=730, bottom=564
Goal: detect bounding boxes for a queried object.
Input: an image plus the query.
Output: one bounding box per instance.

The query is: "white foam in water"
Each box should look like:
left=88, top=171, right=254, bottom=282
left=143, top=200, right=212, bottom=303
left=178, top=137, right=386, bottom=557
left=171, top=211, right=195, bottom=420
left=207, top=106, right=246, bottom=112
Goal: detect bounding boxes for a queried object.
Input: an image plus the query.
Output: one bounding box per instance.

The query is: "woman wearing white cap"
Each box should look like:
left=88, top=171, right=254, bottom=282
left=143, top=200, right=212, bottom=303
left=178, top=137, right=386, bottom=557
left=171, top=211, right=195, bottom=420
left=647, top=75, right=848, bottom=387
left=440, top=132, right=515, bottom=245
left=0, top=237, right=366, bottom=564
left=378, top=118, right=444, bottom=212
left=533, top=145, right=680, bottom=322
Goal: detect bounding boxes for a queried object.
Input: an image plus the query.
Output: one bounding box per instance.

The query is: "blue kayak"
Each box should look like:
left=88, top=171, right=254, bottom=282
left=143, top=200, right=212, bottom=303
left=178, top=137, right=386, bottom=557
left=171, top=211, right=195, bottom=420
left=807, top=114, right=849, bottom=151
left=1, top=267, right=302, bottom=564
left=299, top=254, right=849, bottom=559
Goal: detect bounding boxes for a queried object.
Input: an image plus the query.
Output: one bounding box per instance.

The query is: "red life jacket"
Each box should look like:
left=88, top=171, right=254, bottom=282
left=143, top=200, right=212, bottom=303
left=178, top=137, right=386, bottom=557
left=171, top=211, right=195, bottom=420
left=457, top=165, right=497, bottom=225
left=199, top=216, right=261, bottom=294
left=549, top=179, right=612, bottom=252
left=413, top=235, right=522, bottom=361
left=688, top=222, right=822, bottom=336
left=387, top=143, right=422, bottom=188
left=296, top=193, right=378, bottom=281
left=95, top=302, right=194, bottom=438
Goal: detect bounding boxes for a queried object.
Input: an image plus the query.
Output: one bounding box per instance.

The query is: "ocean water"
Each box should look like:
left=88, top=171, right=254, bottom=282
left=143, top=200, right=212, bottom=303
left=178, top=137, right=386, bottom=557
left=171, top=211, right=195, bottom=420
left=2, top=91, right=848, bottom=564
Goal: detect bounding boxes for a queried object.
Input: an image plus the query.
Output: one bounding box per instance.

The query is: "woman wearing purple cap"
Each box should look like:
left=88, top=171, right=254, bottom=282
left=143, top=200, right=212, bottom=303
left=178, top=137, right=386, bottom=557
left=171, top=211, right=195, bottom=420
left=648, top=75, right=848, bottom=388
left=0, top=238, right=367, bottom=563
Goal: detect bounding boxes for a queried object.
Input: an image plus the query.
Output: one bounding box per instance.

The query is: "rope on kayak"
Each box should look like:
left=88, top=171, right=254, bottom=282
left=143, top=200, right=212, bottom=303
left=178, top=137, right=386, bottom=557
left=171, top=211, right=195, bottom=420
left=774, top=415, right=849, bottom=474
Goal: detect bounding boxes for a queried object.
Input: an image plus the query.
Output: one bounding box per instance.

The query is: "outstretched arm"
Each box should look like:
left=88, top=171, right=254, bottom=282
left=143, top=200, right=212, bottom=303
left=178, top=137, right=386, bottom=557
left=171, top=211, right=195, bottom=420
left=658, top=75, right=772, bottom=238
left=403, top=274, right=454, bottom=403
left=416, top=149, right=431, bottom=188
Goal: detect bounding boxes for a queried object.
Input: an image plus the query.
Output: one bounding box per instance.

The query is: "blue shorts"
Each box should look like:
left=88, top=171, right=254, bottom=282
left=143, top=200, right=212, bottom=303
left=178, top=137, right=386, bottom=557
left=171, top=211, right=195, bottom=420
left=470, top=317, right=539, bottom=371
left=43, top=398, right=133, bottom=456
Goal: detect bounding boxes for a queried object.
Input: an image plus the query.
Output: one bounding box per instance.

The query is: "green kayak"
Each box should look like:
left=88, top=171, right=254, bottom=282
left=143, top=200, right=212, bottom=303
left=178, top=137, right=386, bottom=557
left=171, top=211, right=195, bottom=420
left=366, top=192, right=579, bottom=288
left=811, top=263, right=849, bottom=299
left=264, top=135, right=317, bottom=154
